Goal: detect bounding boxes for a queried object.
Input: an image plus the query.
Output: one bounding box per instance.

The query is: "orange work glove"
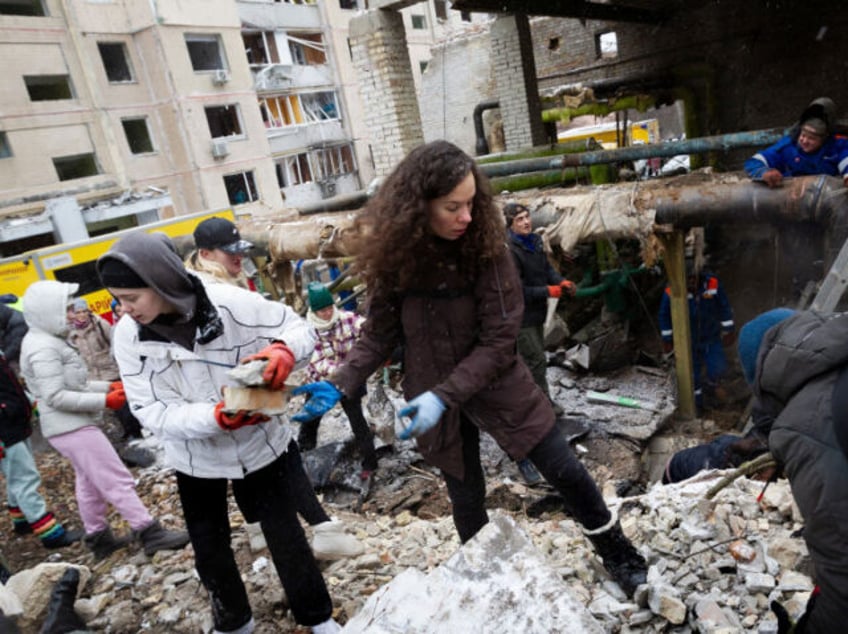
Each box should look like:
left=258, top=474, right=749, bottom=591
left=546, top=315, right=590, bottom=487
left=109, top=380, right=123, bottom=392
left=214, top=402, right=270, bottom=431
left=560, top=280, right=577, bottom=297
left=762, top=169, right=783, bottom=188
left=547, top=285, right=563, bottom=299
left=105, top=387, right=127, bottom=411
left=240, top=342, right=296, bottom=390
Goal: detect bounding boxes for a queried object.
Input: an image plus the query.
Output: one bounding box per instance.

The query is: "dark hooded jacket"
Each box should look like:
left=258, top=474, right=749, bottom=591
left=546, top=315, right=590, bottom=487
left=0, top=303, right=27, bottom=366
left=753, top=310, right=848, bottom=631
left=0, top=352, right=33, bottom=448
left=507, top=231, right=563, bottom=328
left=332, top=240, right=554, bottom=480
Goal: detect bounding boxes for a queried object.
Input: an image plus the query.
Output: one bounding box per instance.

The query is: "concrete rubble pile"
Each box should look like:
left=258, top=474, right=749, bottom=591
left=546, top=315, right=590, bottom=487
left=1, top=455, right=813, bottom=633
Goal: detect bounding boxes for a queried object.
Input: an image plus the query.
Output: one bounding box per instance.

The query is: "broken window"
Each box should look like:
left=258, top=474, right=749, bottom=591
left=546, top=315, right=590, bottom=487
left=338, top=0, right=356, bottom=9
left=24, top=75, right=73, bottom=101
left=97, top=42, right=133, bottom=83
left=411, top=14, right=426, bottom=29
left=597, top=31, right=618, bottom=59
left=300, top=91, right=339, bottom=122
left=205, top=105, right=243, bottom=138
left=243, top=31, right=280, bottom=66
left=0, top=0, right=46, bottom=15
left=122, top=118, right=154, bottom=154
left=313, top=144, right=355, bottom=179
left=185, top=34, right=225, bottom=71
left=53, top=153, right=99, bottom=181
left=434, top=0, right=447, bottom=21
left=224, top=171, right=258, bottom=205
left=275, top=153, right=312, bottom=187
left=260, top=95, right=303, bottom=128
left=288, top=33, right=326, bottom=66
left=0, top=132, right=11, bottom=158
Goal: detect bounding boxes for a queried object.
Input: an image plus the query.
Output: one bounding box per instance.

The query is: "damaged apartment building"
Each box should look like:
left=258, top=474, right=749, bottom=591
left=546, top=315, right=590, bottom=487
left=0, top=0, right=485, bottom=258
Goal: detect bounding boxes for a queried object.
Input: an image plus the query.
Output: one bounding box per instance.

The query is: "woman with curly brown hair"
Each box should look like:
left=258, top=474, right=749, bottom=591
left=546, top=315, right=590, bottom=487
left=293, top=140, right=648, bottom=596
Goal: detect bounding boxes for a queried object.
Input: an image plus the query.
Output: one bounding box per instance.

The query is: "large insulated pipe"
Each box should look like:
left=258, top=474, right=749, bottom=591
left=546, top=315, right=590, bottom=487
left=478, top=128, right=785, bottom=178
left=473, top=99, right=500, bottom=156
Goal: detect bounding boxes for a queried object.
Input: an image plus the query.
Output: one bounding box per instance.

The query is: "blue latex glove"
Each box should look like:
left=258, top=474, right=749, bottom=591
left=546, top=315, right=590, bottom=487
left=397, top=391, right=446, bottom=440
left=291, top=381, right=343, bottom=423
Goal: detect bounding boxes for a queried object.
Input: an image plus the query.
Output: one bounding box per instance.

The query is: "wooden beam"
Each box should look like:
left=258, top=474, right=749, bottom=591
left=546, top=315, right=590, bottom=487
left=657, top=230, right=696, bottom=420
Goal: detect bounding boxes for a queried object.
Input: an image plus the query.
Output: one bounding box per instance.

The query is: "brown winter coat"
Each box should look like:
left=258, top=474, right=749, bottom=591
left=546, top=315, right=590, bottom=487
left=333, top=239, right=555, bottom=480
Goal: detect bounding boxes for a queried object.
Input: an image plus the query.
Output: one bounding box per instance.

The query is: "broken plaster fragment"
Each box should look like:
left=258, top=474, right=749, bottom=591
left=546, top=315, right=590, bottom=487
left=227, top=360, right=268, bottom=387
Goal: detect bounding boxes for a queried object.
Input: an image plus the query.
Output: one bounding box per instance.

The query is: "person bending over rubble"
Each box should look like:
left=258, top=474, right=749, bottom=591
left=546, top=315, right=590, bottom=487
left=737, top=308, right=848, bottom=632
left=293, top=140, right=648, bottom=597
left=19, top=281, right=189, bottom=561
left=98, top=232, right=342, bottom=634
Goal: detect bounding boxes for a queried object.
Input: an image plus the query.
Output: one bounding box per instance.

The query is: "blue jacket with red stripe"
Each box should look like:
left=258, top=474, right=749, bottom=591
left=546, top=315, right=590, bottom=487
left=658, top=273, right=734, bottom=346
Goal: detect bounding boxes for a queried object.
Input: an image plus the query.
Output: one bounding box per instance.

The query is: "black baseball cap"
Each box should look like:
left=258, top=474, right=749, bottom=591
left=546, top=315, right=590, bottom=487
left=193, top=217, right=253, bottom=254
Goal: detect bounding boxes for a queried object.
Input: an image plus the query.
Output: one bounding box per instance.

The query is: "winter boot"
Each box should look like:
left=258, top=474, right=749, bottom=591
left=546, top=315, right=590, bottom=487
left=83, top=527, right=132, bottom=560
left=517, top=459, right=542, bottom=486
left=584, top=517, right=648, bottom=597
left=38, top=567, right=87, bottom=634
left=9, top=506, right=31, bottom=534
left=137, top=520, right=190, bottom=557
left=34, top=513, right=84, bottom=550
left=311, top=520, right=364, bottom=560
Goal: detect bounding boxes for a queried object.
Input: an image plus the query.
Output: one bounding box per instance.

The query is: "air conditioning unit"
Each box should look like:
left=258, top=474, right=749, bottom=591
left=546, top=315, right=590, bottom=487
left=319, top=179, right=337, bottom=199
left=212, top=69, right=231, bottom=85
left=211, top=139, right=229, bottom=159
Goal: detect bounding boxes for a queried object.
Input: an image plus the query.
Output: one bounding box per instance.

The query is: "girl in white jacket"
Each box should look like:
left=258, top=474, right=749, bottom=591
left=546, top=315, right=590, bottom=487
left=98, top=232, right=340, bottom=634
left=19, top=280, right=189, bottom=560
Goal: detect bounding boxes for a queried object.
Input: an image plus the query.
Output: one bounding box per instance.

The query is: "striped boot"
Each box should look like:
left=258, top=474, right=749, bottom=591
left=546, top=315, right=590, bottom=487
left=9, top=505, right=31, bottom=534
left=31, top=512, right=84, bottom=550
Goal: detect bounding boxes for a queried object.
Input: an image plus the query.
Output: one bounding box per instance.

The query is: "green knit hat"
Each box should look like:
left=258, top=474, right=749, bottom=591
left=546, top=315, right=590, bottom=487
left=307, top=282, right=334, bottom=311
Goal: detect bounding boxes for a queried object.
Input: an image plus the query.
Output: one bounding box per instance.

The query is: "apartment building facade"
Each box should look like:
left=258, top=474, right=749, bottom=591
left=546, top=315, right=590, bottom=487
left=0, top=0, right=366, bottom=257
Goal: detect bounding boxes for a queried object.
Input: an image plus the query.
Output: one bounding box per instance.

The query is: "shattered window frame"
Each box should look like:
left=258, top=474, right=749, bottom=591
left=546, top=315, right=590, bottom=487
left=300, top=91, right=339, bottom=123
left=260, top=95, right=303, bottom=128
left=24, top=75, right=73, bottom=101
left=312, top=143, right=356, bottom=180
left=97, top=41, right=134, bottom=83
left=205, top=104, right=245, bottom=139
left=243, top=30, right=279, bottom=66
left=185, top=33, right=227, bottom=72
left=275, top=152, right=313, bottom=187
left=53, top=153, right=100, bottom=181
left=223, top=170, right=258, bottom=205
left=287, top=32, right=326, bottom=66
left=121, top=117, right=155, bottom=154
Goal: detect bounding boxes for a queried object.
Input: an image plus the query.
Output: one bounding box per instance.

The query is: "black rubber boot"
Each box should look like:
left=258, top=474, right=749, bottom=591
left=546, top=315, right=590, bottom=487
left=137, top=520, right=190, bottom=557
left=38, top=568, right=87, bottom=634
left=42, top=528, right=85, bottom=550
left=83, top=527, right=132, bottom=560
left=585, top=521, right=648, bottom=597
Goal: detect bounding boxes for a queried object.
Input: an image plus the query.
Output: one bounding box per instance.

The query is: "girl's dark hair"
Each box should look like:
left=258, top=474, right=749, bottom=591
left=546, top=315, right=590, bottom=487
left=352, top=140, right=504, bottom=290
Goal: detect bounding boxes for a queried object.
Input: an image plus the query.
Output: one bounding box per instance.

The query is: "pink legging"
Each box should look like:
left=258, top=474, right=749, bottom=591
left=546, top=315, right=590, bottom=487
left=48, top=425, right=153, bottom=534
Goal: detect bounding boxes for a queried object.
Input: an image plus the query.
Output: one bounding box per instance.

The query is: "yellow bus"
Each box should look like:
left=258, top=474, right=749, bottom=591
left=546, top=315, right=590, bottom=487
left=0, top=209, right=235, bottom=318
left=558, top=119, right=660, bottom=149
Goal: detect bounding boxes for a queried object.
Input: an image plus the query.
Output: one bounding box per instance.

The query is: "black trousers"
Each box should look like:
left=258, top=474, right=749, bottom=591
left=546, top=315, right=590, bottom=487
left=176, top=443, right=332, bottom=631
left=443, top=417, right=611, bottom=543
left=298, top=388, right=378, bottom=471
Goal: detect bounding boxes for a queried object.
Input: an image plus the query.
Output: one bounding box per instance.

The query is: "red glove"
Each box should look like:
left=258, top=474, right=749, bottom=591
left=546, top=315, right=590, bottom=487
left=662, top=341, right=674, bottom=354
left=241, top=342, right=296, bottom=390
left=105, top=387, right=127, bottom=410
left=109, top=381, right=123, bottom=392
left=560, top=280, right=577, bottom=297
left=721, top=330, right=736, bottom=347
left=762, top=169, right=783, bottom=188
left=214, top=402, right=270, bottom=431
left=547, top=285, right=562, bottom=299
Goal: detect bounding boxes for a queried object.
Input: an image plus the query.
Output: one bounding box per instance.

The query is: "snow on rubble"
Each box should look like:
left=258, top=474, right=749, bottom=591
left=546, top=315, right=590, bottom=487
left=3, top=455, right=813, bottom=633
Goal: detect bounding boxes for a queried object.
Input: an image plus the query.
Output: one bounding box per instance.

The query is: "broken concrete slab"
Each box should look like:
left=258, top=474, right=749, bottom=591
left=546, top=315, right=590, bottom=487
left=342, top=513, right=604, bottom=634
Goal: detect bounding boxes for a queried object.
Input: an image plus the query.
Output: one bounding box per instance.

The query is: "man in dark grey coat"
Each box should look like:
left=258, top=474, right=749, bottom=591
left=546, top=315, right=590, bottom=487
left=0, top=301, right=27, bottom=372
left=738, top=308, right=848, bottom=632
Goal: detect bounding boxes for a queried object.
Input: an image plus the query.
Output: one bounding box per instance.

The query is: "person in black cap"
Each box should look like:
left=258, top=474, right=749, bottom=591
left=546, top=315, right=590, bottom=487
left=187, top=217, right=256, bottom=289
